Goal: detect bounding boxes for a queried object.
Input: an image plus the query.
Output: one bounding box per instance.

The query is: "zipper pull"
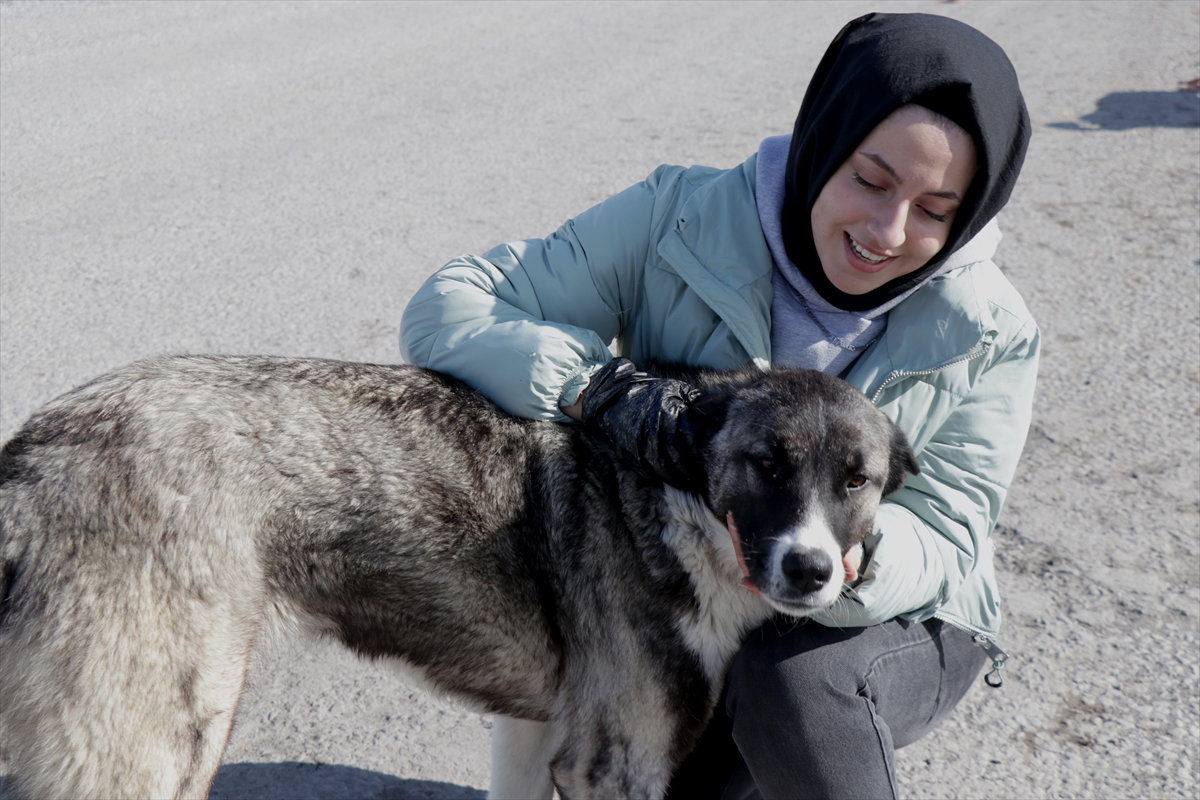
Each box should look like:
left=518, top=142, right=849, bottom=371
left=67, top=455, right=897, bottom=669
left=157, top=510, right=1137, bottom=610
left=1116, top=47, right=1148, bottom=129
left=972, top=634, right=1008, bottom=688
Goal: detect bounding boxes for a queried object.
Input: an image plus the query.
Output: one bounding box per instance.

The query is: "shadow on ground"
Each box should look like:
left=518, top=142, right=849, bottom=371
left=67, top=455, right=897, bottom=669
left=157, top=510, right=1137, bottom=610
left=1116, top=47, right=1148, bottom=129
left=2, top=766, right=485, bottom=800
left=207, top=762, right=486, bottom=800
left=210, top=762, right=482, bottom=800
left=2, top=763, right=486, bottom=800
left=1049, top=90, right=1200, bottom=130
left=209, top=763, right=486, bottom=800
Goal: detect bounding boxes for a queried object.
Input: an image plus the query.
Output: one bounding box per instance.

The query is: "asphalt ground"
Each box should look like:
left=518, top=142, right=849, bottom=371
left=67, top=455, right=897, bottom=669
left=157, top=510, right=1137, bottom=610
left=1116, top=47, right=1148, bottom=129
left=1, top=2, right=1197, bottom=798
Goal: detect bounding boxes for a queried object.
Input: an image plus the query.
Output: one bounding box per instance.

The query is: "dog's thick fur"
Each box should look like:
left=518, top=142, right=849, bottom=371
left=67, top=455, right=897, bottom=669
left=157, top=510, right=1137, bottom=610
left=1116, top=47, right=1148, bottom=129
left=0, top=356, right=917, bottom=800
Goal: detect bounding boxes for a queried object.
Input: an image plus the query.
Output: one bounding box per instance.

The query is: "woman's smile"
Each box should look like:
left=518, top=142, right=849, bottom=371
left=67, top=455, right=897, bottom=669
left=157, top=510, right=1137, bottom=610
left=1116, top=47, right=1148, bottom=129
left=845, top=232, right=892, bottom=269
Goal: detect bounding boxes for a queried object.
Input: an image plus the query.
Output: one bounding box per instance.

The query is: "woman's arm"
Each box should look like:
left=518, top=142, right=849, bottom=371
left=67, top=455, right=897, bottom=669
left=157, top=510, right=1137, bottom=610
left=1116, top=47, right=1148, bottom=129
left=812, top=317, right=1041, bottom=629
left=401, top=166, right=684, bottom=421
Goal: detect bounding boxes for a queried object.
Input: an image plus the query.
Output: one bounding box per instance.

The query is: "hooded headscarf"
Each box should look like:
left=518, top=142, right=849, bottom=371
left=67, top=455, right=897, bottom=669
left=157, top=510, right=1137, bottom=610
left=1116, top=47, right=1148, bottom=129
left=781, top=13, right=1031, bottom=311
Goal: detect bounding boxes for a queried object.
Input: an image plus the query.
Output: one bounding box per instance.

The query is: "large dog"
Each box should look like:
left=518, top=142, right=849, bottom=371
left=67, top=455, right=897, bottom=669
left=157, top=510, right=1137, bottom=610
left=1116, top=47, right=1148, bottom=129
left=0, top=356, right=917, bottom=800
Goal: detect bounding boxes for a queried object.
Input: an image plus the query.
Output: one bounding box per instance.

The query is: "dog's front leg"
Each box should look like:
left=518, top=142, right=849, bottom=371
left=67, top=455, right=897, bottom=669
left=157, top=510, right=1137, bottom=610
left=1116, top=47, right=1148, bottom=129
left=489, top=715, right=557, bottom=800
left=547, top=714, right=678, bottom=800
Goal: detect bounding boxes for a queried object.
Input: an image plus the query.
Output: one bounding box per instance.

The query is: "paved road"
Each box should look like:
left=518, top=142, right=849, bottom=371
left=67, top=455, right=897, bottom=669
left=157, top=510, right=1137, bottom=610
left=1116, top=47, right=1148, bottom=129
left=1, top=1, right=1197, bottom=798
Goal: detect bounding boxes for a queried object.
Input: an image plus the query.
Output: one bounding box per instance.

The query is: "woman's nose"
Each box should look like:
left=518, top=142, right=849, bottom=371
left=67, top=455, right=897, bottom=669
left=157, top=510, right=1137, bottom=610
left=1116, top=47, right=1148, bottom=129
left=868, top=201, right=908, bottom=250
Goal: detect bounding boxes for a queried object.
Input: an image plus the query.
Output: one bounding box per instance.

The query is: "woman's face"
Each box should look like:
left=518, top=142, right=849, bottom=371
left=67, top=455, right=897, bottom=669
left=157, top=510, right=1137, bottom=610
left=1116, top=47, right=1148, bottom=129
left=810, top=105, right=978, bottom=296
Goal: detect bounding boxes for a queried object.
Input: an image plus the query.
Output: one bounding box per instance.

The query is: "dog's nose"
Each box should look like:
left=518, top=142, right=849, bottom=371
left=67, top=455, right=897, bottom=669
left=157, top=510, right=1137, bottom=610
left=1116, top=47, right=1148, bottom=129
left=781, top=550, right=834, bottom=594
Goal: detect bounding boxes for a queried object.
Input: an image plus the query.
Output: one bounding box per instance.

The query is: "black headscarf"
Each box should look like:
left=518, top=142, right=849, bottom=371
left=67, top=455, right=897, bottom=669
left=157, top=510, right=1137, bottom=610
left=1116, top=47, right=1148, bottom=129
left=782, top=13, right=1031, bottom=311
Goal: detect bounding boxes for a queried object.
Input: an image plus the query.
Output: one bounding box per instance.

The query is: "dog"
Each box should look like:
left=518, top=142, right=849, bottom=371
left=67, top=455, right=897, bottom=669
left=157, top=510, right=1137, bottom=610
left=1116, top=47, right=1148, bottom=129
left=0, top=355, right=917, bottom=800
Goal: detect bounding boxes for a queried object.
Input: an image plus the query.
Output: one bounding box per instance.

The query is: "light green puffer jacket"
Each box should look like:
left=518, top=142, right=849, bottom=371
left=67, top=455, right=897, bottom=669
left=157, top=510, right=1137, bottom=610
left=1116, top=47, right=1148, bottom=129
left=401, top=155, right=1039, bottom=639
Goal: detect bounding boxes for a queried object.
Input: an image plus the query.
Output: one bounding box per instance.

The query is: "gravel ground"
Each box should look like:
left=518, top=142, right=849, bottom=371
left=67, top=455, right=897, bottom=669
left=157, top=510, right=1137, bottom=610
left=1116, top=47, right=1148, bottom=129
left=1, top=2, right=1197, bottom=798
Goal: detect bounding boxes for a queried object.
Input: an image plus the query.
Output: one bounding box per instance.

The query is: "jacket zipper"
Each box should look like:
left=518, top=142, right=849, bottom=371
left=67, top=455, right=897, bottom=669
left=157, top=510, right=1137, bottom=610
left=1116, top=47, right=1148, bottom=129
left=871, top=334, right=1008, bottom=687
left=971, top=634, right=1009, bottom=688
left=868, top=334, right=995, bottom=403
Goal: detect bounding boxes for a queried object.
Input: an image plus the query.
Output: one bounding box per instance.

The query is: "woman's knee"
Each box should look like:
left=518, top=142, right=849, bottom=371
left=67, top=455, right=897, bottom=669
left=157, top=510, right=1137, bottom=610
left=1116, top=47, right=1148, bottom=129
left=724, top=622, right=870, bottom=722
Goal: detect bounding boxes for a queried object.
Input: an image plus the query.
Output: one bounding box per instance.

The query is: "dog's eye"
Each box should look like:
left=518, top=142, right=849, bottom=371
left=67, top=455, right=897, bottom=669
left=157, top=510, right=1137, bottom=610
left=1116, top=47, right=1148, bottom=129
left=759, top=458, right=776, bottom=474
left=847, top=475, right=868, bottom=490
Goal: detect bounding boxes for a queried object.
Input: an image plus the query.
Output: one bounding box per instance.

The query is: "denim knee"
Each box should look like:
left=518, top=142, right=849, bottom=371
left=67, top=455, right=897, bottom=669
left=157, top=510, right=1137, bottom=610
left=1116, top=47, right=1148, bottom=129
left=724, top=622, right=869, bottom=731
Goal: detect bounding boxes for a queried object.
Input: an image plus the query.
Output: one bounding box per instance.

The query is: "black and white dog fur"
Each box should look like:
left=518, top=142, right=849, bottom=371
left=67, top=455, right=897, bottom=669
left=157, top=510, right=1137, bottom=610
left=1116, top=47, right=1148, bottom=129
left=0, top=356, right=917, bottom=800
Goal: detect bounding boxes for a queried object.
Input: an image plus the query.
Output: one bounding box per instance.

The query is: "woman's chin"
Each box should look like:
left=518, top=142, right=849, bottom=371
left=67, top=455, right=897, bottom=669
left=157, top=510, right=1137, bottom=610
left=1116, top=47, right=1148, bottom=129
left=824, top=253, right=929, bottom=296
left=825, top=264, right=895, bottom=295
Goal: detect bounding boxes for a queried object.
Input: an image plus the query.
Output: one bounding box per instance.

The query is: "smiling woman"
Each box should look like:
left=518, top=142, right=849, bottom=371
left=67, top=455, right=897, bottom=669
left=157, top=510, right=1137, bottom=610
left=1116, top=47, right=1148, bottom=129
left=401, top=11, right=1038, bottom=800
left=811, top=105, right=978, bottom=296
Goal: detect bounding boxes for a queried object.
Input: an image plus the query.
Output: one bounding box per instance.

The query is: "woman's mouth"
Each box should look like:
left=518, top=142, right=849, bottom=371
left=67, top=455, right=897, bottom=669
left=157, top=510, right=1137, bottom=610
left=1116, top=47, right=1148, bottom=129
left=844, top=233, right=894, bottom=272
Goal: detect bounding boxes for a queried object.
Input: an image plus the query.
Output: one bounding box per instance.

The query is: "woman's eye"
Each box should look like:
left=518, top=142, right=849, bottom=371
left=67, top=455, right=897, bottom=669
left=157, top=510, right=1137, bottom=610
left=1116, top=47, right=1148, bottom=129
left=847, top=475, right=868, bottom=490
left=921, top=206, right=951, bottom=223
left=851, top=171, right=882, bottom=191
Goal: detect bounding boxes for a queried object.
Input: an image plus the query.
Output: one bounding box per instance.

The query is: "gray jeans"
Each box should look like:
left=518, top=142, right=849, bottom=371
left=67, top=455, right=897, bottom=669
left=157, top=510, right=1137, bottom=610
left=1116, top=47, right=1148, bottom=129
left=668, top=617, right=989, bottom=800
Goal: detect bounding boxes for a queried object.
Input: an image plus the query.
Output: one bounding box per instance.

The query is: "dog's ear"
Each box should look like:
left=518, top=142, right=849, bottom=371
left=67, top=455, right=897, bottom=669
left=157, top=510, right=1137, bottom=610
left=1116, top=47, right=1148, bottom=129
left=685, top=386, right=734, bottom=508
left=883, top=424, right=920, bottom=496
left=687, top=386, right=734, bottom=449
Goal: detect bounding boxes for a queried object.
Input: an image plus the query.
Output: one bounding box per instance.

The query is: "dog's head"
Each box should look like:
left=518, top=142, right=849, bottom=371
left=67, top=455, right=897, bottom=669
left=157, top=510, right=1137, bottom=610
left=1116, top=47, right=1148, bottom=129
left=689, top=368, right=918, bottom=615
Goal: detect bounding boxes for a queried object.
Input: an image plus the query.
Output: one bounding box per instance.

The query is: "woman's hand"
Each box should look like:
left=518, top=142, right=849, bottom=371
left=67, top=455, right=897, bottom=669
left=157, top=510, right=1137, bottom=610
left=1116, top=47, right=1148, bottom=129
left=575, top=358, right=704, bottom=491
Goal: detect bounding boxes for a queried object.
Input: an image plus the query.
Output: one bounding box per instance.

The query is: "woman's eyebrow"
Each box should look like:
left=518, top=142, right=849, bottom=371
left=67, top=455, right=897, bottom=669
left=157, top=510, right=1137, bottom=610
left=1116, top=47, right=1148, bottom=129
left=859, top=151, right=963, bottom=202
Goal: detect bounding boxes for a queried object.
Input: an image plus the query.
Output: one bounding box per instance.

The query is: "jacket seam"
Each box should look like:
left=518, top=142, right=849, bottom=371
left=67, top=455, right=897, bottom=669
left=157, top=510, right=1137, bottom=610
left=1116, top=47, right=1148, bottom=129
left=655, top=231, right=770, bottom=364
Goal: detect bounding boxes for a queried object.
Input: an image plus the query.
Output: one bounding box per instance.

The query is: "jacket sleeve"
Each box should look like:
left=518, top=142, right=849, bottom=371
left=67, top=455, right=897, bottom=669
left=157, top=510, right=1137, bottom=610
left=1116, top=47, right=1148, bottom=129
left=400, top=166, right=682, bottom=421
left=811, top=316, right=1040, bottom=629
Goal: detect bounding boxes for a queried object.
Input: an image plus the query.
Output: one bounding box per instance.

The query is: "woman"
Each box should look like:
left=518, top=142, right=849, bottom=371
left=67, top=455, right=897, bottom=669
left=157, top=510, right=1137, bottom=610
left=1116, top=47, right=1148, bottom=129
left=401, top=12, right=1036, bottom=800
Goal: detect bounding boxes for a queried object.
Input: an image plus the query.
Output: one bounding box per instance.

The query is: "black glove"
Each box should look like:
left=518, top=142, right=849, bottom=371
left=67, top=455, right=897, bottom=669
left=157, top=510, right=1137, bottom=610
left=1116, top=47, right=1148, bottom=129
left=580, top=358, right=703, bottom=491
